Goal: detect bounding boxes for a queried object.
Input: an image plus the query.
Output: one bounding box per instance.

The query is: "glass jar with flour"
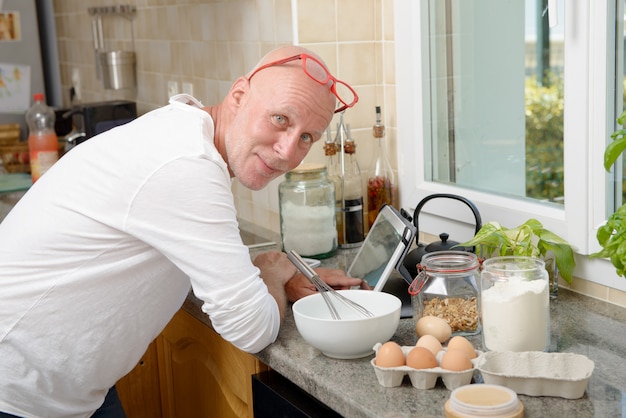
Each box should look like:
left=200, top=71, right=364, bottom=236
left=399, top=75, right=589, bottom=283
left=279, top=163, right=337, bottom=259
left=480, top=256, right=550, bottom=352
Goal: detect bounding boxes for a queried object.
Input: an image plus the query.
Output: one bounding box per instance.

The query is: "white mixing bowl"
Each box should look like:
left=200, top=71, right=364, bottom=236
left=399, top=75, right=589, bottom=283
left=292, top=290, right=402, bottom=359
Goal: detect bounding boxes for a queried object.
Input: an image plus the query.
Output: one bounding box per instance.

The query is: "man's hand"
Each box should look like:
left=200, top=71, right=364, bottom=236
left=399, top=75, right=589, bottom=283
left=285, top=267, right=370, bottom=302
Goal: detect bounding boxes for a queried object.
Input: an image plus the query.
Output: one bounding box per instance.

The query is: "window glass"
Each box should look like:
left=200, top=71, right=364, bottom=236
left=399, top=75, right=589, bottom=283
left=395, top=0, right=626, bottom=291
left=426, top=0, right=565, bottom=205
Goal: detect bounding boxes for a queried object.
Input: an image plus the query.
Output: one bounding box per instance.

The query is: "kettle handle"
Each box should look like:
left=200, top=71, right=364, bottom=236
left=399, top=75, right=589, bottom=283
left=411, top=193, right=483, bottom=244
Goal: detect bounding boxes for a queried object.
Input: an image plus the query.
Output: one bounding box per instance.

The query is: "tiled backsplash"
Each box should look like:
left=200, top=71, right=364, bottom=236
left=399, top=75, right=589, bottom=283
left=52, top=0, right=396, bottom=236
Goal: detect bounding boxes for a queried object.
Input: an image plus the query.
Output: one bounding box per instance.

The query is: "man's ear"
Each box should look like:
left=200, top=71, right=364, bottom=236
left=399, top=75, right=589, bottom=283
left=227, top=77, right=249, bottom=112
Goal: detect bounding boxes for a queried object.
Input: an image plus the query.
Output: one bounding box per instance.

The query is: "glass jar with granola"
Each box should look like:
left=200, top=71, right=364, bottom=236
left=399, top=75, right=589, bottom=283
left=409, top=251, right=480, bottom=336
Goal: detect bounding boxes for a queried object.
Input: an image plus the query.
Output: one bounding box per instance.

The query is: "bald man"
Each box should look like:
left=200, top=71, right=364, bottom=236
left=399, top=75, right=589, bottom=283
left=0, top=46, right=360, bottom=417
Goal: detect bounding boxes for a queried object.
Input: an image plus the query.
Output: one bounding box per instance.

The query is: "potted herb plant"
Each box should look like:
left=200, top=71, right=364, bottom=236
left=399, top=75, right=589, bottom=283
left=458, top=219, right=576, bottom=296
left=590, top=110, right=626, bottom=276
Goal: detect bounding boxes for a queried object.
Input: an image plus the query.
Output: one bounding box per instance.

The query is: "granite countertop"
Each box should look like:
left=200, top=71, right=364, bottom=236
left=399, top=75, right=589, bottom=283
left=184, top=245, right=626, bottom=417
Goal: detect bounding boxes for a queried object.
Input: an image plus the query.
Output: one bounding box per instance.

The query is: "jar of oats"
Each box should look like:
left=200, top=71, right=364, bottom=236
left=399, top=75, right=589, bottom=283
left=409, top=251, right=480, bottom=336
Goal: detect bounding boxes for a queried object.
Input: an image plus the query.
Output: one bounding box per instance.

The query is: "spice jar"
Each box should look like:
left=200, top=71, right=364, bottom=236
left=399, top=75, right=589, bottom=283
left=480, top=256, right=550, bottom=352
left=279, top=163, right=337, bottom=259
left=409, top=251, right=480, bottom=336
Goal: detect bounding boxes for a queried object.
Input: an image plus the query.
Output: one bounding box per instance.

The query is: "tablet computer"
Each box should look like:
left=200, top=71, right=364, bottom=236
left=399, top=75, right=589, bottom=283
left=347, top=205, right=416, bottom=291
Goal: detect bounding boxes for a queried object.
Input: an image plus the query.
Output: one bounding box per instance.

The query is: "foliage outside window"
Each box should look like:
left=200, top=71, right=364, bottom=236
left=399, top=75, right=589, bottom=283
left=525, top=73, right=564, bottom=203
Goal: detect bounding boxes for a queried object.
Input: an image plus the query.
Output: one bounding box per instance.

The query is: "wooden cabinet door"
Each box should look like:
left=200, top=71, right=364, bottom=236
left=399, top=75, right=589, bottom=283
left=157, top=309, right=268, bottom=418
left=116, top=341, right=163, bottom=418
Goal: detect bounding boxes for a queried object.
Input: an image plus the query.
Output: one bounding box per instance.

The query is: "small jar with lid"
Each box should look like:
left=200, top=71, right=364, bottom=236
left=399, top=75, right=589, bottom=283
left=279, top=163, right=337, bottom=259
left=445, top=384, right=524, bottom=418
left=408, top=251, right=480, bottom=336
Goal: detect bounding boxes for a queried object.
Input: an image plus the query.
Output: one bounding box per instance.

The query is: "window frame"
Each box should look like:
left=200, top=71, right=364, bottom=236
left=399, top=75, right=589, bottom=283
left=394, top=0, right=626, bottom=291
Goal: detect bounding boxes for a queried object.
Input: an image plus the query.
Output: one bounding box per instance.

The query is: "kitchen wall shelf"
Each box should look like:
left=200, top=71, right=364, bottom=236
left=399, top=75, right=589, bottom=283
left=88, top=5, right=136, bottom=19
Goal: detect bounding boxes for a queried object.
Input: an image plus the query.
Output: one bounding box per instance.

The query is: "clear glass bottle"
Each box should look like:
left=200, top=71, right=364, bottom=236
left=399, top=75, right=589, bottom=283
left=480, top=256, right=550, bottom=352
left=324, top=126, right=340, bottom=195
left=409, top=251, right=480, bottom=336
left=324, top=128, right=343, bottom=246
left=26, top=93, right=59, bottom=182
left=367, top=105, right=397, bottom=229
left=279, top=163, right=337, bottom=259
left=338, top=126, right=364, bottom=247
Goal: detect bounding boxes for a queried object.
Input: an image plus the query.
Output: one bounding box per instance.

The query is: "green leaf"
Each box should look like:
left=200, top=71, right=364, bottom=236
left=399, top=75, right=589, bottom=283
left=459, top=218, right=576, bottom=284
left=604, top=110, right=626, bottom=171
left=539, top=241, right=575, bottom=284
left=603, top=137, right=626, bottom=172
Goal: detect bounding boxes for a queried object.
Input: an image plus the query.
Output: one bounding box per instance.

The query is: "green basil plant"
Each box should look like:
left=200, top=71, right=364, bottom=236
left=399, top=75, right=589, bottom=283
left=458, top=219, right=575, bottom=284
left=590, top=110, right=626, bottom=276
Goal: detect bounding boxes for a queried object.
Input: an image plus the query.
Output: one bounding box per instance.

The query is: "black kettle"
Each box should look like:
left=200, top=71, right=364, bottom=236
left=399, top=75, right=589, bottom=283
left=401, top=193, right=482, bottom=280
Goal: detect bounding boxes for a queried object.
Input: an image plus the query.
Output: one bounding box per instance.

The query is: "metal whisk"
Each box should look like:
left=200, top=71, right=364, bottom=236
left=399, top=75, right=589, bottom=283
left=287, top=250, right=374, bottom=320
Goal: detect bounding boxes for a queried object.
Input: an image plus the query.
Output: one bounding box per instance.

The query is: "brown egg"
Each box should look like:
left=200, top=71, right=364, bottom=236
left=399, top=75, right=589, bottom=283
left=406, top=346, right=438, bottom=369
left=447, top=336, right=477, bottom=359
left=415, top=315, right=452, bottom=343
left=441, top=349, right=473, bottom=371
left=416, top=334, right=443, bottom=356
left=375, top=341, right=405, bottom=367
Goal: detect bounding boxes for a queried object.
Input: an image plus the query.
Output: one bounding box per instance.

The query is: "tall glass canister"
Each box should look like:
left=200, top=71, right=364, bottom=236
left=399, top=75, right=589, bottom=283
left=480, top=256, right=550, bottom=352
left=279, top=163, right=337, bottom=259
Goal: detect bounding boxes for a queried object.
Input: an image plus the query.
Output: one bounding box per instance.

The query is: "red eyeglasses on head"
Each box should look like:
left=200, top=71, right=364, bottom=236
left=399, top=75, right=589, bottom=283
left=246, top=53, right=359, bottom=114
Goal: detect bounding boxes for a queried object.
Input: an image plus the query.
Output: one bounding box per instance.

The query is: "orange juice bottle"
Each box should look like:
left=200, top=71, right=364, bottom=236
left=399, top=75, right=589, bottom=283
left=26, top=93, right=59, bottom=182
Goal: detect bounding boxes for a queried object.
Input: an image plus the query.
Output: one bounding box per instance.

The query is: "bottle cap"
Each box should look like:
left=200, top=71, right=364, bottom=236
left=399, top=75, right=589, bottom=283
left=33, top=93, right=45, bottom=101
left=373, top=106, right=385, bottom=138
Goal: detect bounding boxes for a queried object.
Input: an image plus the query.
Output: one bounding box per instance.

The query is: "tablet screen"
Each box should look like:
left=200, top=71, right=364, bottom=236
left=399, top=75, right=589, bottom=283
left=347, top=205, right=415, bottom=291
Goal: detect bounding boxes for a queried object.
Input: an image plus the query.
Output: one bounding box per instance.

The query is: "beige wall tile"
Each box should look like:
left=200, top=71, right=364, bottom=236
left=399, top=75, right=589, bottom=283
left=337, top=0, right=376, bottom=42
left=275, top=0, right=294, bottom=43
left=258, top=0, right=277, bottom=42
left=296, top=0, right=336, bottom=43
left=338, top=42, right=380, bottom=86
left=608, top=287, right=626, bottom=308
left=382, top=0, right=394, bottom=41
left=570, top=277, right=609, bottom=301
left=383, top=41, right=395, bottom=85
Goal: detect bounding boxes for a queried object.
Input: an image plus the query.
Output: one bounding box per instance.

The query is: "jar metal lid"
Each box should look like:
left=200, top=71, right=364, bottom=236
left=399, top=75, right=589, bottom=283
left=290, top=162, right=326, bottom=174
left=420, top=251, right=480, bottom=273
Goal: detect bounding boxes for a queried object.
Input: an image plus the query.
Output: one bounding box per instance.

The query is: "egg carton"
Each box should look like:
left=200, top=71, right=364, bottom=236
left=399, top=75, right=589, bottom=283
left=477, top=351, right=594, bottom=399
left=371, top=343, right=483, bottom=390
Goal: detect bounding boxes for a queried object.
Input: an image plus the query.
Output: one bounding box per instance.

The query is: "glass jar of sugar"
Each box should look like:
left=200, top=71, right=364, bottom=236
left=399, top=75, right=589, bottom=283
left=409, top=251, right=481, bottom=337
left=480, top=256, right=550, bottom=352
left=279, top=163, right=337, bottom=259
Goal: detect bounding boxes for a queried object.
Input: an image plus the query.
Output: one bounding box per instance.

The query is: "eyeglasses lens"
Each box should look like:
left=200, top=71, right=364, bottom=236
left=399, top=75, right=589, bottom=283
left=301, top=56, right=356, bottom=110
left=332, top=81, right=356, bottom=107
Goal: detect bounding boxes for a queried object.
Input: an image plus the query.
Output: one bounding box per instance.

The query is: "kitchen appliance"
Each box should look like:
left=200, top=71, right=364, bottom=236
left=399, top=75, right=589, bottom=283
left=63, top=100, right=137, bottom=145
left=252, top=370, right=342, bottom=418
left=402, top=194, right=482, bottom=280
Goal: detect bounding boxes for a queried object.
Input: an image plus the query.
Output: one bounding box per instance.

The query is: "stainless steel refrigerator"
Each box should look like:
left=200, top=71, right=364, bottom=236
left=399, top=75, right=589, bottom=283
left=0, top=0, right=61, bottom=140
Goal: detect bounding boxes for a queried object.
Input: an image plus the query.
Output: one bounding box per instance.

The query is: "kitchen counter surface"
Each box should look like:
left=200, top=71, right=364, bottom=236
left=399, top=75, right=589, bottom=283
left=183, top=246, right=626, bottom=418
